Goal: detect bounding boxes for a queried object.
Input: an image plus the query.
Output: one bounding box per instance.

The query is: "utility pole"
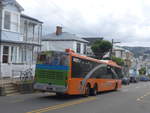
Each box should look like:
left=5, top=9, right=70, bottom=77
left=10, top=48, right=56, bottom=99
left=109, top=39, right=114, bottom=58
left=110, top=39, right=120, bottom=58
left=0, top=1, right=3, bottom=78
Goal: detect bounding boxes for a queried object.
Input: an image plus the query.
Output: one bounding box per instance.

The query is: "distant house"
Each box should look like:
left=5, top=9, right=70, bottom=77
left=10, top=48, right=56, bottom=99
left=0, top=0, right=43, bottom=78
left=42, top=26, right=88, bottom=55
left=113, top=46, right=135, bottom=76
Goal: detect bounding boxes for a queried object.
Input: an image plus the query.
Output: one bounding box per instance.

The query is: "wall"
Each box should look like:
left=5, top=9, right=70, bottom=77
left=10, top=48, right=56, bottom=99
left=42, top=41, right=75, bottom=52
left=0, top=44, right=36, bottom=77
left=1, top=31, right=22, bottom=41
left=42, top=40, right=86, bottom=55
left=1, top=63, right=35, bottom=77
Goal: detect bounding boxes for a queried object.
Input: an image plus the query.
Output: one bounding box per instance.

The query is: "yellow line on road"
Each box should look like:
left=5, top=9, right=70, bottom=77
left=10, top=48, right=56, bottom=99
left=136, top=91, right=150, bottom=102
left=27, top=97, right=96, bottom=113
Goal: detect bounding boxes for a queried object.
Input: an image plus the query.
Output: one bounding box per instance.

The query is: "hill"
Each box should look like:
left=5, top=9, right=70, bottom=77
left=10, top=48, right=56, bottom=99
left=122, top=46, right=150, bottom=58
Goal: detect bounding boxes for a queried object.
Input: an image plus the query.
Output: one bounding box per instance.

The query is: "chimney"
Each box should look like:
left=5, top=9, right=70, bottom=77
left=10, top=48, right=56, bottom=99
left=56, top=26, right=62, bottom=35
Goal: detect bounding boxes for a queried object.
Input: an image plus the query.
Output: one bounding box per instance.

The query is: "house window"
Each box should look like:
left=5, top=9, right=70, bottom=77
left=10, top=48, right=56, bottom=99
left=4, top=11, right=11, bottom=30
left=2, top=46, right=9, bottom=63
left=28, top=23, right=34, bottom=41
left=76, top=43, right=81, bottom=53
left=20, top=48, right=26, bottom=63
left=11, top=13, right=19, bottom=32
left=3, top=10, right=20, bottom=32
left=84, top=44, right=86, bottom=54
left=11, top=46, right=17, bottom=63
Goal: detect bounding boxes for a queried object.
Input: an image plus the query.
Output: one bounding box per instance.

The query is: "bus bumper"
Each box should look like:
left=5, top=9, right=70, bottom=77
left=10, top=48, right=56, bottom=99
left=34, top=83, right=67, bottom=93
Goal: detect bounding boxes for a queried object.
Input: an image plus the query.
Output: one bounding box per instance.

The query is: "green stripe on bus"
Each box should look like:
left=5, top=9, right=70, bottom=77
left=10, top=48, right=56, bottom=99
left=35, top=69, right=69, bottom=86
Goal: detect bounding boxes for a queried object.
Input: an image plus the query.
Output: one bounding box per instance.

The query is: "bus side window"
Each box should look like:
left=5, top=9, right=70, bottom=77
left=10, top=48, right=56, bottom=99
left=106, top=66, right=113, bottom=79
left=111, top=69, right=119, bottom=79
left=91, top=66, right=107, bottom=79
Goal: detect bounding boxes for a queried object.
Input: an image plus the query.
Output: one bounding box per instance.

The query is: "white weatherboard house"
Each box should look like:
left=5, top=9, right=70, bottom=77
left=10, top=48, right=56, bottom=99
left=42, top=26, right=88, bottom=55
left=0, top=0, right=43, bottom=78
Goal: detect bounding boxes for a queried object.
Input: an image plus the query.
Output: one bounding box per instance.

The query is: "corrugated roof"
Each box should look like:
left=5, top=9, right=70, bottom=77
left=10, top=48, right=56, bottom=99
left=21, top=14, right=43, bottom=23
left=42, top=32, right=88, bottom=43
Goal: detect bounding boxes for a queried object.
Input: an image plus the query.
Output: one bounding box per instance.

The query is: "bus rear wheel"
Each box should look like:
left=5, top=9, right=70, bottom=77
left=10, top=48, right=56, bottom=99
left=91, top=85, right=98, bottom=96
left=56, top=93, right=64, bottom=96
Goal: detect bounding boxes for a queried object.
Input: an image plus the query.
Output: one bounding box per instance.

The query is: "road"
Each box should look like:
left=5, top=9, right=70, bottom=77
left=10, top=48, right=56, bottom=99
left=0, top=82, right=150, bottom=113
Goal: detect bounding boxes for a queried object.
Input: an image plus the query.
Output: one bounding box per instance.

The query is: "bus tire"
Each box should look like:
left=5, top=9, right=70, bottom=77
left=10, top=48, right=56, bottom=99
left=83, top=84, right=90, bottom=97
left=91, top=84, right=98, bottom=96
left=56, top=93, right=64, bottom=96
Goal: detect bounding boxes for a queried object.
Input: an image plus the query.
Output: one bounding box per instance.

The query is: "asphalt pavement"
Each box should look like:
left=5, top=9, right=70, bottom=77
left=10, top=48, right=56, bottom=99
left=0, top=82, right=150, bottom=113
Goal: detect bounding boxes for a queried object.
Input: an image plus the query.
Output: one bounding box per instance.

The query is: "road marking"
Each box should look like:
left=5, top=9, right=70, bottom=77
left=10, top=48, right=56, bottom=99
left=136, top=91, right=150, bottom=102
left=136, top=98, right=142, bottom=101
left=27, top=97, right=96, bottom=113
left=135, top=87, right=139, bottom=89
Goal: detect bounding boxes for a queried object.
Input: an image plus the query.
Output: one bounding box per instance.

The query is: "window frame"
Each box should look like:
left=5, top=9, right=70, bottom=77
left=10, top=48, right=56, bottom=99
left=2, top=9, right=20, bottom=33
left=71, top=56, right=119, bottom=79
left=76, top=43, right=81, bottom=53
left=2, top=46, right=9, bottom=63
left=83, top=44, right=87, bottom=54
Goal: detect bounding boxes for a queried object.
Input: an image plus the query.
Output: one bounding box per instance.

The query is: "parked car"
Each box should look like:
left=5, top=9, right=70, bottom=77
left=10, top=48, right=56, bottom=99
left=122, top=77, right=130, bottom=85
left=130, top=76, right=139, bottom=83
left=140, top=76, right=150, bottom=81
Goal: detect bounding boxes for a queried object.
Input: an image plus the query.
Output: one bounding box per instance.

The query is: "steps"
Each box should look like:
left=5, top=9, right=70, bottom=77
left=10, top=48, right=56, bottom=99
left=4, top=83, right=20, bottom=96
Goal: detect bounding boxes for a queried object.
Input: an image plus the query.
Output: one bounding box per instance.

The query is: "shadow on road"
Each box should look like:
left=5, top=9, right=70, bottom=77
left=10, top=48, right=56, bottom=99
left=37, top=94, right=85, bottom=102
left=36, top=90, right=120, bottom=102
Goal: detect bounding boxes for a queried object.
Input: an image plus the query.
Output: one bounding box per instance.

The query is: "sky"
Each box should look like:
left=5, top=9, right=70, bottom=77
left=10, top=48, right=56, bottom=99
left=17, top=0, right=150, bottom=47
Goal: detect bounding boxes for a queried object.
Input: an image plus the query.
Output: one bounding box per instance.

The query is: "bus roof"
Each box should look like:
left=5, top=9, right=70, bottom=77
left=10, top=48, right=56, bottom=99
left=69, top=52, right=122, bottom=69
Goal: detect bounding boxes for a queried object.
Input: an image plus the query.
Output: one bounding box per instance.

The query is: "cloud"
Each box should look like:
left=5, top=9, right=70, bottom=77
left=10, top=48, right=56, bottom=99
left=17, top=0, right=150, bottom=47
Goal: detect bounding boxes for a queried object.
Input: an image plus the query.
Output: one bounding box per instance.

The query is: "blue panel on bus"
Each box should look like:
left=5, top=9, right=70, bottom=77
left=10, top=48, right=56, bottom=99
left=36, top=64, right=69, bottom=70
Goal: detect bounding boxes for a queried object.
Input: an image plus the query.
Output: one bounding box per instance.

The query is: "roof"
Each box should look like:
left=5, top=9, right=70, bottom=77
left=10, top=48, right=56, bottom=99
left=1, top=0, right=24, bottom=11
left=69, top=52, right=121, bottom=69
left=42, top=32, right=88, bottom=43
left=21, top=14, right=43, bottom=23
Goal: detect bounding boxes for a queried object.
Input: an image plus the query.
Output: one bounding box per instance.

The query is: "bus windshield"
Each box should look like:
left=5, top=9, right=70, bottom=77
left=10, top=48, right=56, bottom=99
left=37, top=51, right=69, bottom=66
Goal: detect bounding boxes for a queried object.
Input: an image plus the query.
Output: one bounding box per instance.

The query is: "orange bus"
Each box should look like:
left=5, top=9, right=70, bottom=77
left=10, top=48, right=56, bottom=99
left=34, top=49, right=122, bottom=96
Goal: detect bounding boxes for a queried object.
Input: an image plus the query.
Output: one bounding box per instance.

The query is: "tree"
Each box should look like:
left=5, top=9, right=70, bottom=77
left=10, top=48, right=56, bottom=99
left=111, top=56, right=125, bottom=66
left=139, top=67, right=146, bottom=75
left=91, top=40, right=112, bottom=59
